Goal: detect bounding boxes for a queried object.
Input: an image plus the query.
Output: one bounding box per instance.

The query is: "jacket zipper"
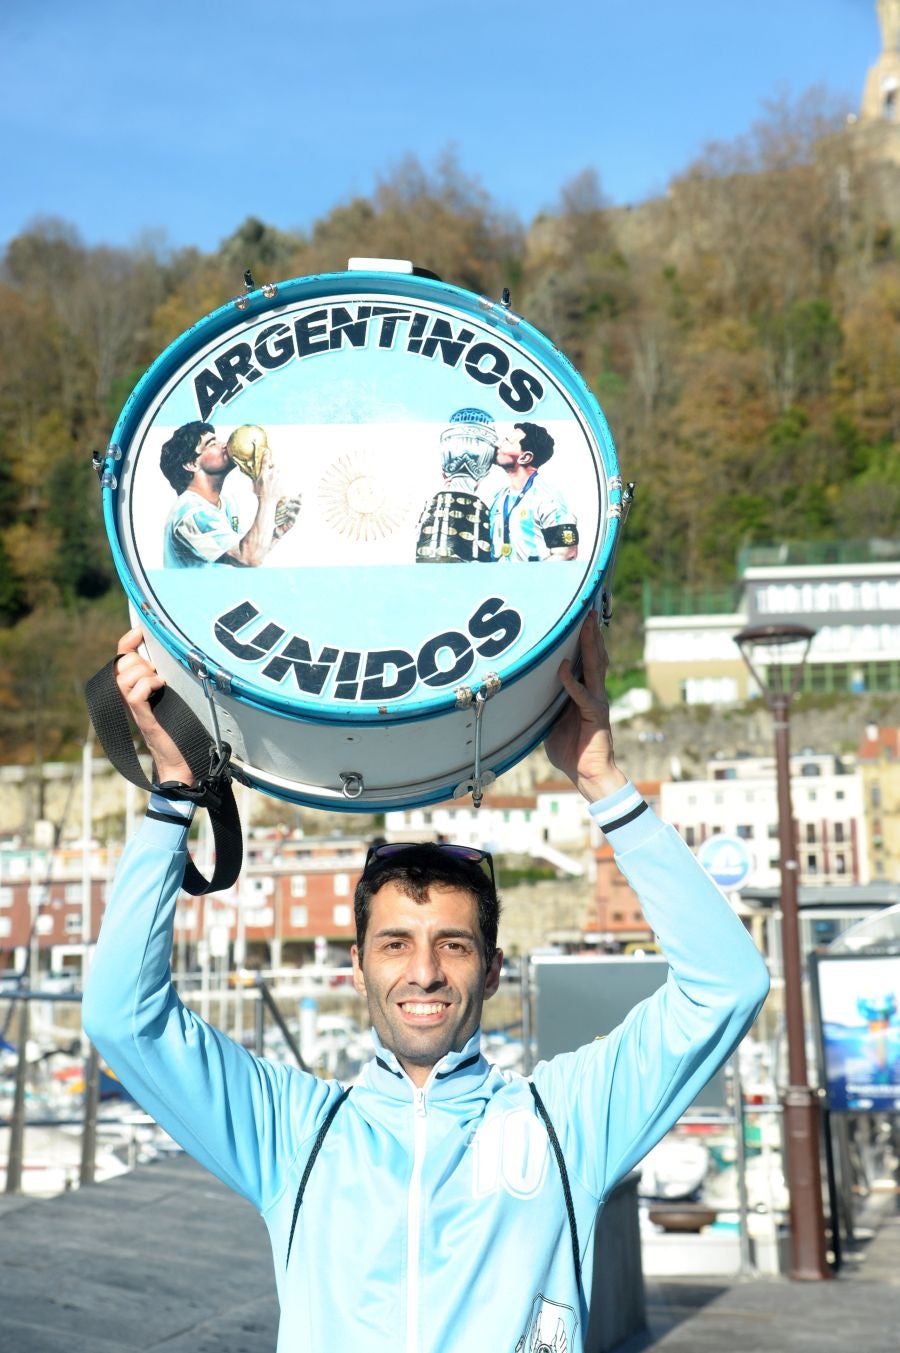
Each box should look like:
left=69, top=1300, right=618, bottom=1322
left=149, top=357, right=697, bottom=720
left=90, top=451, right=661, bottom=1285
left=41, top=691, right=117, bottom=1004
left=406, top=1087, right=428, bottom=1353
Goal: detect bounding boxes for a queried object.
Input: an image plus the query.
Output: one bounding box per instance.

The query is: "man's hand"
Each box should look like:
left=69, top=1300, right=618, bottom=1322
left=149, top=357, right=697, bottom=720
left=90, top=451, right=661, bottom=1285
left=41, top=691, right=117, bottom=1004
left=274, top=493, right=302, bottom=539
left=114, top=628, right=195, bottom=786
left=544, top=612, right=627, bottom=803
left=252, top=448, right=281, bottom=503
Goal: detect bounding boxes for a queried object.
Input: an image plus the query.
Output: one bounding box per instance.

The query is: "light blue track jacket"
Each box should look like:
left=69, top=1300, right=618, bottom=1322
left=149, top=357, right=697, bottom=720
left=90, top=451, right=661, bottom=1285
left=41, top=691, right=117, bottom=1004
left=83, top=782, right=769, bottom=1353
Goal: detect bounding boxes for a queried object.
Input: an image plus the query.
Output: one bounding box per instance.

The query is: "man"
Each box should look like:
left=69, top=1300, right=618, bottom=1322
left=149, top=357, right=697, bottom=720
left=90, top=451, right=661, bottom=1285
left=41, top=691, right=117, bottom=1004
left=160, top=420, right=298, bottom=567
left=83, top=616, right=768, bottom=1353
left=489, top=421, right=579, bottom=561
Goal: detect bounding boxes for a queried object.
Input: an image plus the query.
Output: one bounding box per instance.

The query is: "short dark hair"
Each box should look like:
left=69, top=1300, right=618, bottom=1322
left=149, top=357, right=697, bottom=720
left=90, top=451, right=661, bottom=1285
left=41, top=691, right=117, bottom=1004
left=160, top=421, right=213, bottom=493
left=354, top=844, right=501, bottom=968
left=516, top=421, right=555, bottom=469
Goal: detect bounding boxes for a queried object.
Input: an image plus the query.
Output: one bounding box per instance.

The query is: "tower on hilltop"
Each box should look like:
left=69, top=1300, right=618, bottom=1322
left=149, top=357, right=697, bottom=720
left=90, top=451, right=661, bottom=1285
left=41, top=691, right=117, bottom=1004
left=861, top=0, right=900, bottom=122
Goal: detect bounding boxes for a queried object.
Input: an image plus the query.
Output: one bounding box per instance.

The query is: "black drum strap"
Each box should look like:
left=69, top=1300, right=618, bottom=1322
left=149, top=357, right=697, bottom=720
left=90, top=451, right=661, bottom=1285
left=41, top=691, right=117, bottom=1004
left=529, top=1081, right=581, bottom=1285
left=84, top=658, right=243, bottom=895
left=285, top=1086, right=353, bottom=1269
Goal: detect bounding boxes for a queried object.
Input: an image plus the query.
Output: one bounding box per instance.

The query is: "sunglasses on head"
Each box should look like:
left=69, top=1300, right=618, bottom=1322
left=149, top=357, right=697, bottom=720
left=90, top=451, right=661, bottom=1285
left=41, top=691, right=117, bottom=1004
left=363, top=841, right=496, bottom=893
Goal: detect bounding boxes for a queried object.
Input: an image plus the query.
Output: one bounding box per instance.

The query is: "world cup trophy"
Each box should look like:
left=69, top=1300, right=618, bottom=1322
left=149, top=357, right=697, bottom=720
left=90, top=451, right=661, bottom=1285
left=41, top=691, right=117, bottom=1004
left=416, top=407, right=496, bottom=562
left=226, top=424, right=296, bottom=532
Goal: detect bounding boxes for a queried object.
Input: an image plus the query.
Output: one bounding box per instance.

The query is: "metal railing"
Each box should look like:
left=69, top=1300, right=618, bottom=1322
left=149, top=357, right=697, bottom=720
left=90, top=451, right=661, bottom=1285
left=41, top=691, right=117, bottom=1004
left=1, top=975, right=313, bottom=1196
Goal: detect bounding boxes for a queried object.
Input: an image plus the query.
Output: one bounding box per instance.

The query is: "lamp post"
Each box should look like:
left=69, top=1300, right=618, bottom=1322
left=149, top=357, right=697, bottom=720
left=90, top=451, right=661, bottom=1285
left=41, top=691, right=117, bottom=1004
left=734, top=623, right=832, bottom=1281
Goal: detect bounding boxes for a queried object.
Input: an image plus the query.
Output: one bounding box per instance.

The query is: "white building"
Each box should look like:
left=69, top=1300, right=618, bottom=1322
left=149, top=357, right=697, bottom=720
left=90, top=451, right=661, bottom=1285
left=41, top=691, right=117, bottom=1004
left=385, top=782, right=592, bottom=858
left=660, top=751, right=869, bottom=889
left=644, top=541, right=900, bottom=706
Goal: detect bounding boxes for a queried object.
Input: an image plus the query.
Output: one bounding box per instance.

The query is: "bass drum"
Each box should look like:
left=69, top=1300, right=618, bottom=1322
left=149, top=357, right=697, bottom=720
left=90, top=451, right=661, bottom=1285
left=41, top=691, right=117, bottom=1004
left=99, top=260, right=625, bottom=811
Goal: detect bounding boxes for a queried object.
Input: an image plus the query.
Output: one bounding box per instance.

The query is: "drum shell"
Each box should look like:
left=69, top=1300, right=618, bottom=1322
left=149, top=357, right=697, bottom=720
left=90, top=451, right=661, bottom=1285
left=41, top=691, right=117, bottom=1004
left=106, top=268, right=623, bottom=811
left=135, top=606, right=578, bottom=810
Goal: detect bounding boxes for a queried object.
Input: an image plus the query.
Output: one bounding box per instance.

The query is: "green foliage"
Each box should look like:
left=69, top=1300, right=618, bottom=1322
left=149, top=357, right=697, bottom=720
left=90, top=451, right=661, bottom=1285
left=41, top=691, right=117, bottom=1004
left=0, top=113, right=899, bottom=762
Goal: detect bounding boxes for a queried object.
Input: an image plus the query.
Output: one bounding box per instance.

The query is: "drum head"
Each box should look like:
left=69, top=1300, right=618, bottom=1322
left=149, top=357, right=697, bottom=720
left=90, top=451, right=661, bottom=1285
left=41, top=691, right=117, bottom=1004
left=103, top=265, right=623, bottom=809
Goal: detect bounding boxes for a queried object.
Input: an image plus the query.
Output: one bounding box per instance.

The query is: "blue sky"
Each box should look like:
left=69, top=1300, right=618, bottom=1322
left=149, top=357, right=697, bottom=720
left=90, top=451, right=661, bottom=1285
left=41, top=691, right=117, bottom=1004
left=1, top=0, right=883, bottom=253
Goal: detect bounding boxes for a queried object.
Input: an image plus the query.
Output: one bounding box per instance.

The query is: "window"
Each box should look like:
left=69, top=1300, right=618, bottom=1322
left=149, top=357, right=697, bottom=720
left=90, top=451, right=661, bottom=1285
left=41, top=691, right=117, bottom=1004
left=834, top=855, right=847, bottom=876
left=805, top=824, right=817, bottom=844
left=834, top=823, right=845, bottom=844
left=291, top=876, right=307, bottom=898
left=333, top=903, right=352, bottom=927
left=611, top=911, right=624, bottom=922
left=683, top=826, right=696, bottom=847
left=28, top=884, right=49, bottom=905
left=290, top=905, right=308, bottom=927
left=806, top=855, right=818, bottom=874
left=736, top=825, right=753, bottom=840
left=0, top=887, right=12, bottom=907
left=334, top=873, right=350, bottom=897
left=64, top=915, right=82, bottom=933
left=871, top=784, right=882, bottom=809
left=0, top=917, right=10, bottom=938
left=768, top=824, right=779, bottom=839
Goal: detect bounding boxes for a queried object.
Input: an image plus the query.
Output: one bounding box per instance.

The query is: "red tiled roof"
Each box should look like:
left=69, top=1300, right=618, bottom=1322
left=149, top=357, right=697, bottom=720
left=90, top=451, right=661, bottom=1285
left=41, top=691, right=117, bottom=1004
left=857, top=727, right=900, bottom=761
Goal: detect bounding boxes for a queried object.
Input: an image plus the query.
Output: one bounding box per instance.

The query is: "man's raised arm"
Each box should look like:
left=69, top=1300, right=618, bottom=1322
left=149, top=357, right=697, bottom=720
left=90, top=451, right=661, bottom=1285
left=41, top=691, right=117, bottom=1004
left=537, top=613, right=770, bottom=1199
left=81, top=628, right=334, bottom=1211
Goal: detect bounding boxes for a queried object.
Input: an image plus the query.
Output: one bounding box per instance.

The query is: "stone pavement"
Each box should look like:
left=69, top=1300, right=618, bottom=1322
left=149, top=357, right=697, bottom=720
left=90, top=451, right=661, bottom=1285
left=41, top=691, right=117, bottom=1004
left=623, top=1190, right=900, bottom=1353
left=1, top=1155, right=898, bottom=1352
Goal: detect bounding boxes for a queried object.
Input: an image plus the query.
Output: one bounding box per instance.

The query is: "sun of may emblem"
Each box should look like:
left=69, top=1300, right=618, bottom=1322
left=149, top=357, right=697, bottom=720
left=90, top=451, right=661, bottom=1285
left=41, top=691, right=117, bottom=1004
left=318, top=451, right=408, bottom=542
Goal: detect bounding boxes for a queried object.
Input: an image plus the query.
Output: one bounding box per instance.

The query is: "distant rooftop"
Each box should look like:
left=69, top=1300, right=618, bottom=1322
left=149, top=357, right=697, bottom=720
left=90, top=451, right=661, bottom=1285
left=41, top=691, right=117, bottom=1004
left=738, top=539, right=900, bottom=571
left=642, top=582, right=740, bottom=618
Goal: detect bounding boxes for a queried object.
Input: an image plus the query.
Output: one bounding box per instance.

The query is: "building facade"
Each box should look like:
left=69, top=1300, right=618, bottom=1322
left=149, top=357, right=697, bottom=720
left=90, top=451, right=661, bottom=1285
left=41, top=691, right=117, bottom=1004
left=660, top=752, right=869, bottom=890
left=644, top=542, right=900, bottom=706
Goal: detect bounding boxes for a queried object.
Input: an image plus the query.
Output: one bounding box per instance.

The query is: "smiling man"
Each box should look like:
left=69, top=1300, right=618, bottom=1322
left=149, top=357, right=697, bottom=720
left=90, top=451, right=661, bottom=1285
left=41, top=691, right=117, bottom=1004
left=83, top=615, right=769, bottom=1353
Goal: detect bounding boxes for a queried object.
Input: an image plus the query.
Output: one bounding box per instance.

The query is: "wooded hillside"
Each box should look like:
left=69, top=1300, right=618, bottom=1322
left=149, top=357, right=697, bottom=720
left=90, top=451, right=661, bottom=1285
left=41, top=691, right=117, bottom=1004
left=1, top=96, right=898, bottom=762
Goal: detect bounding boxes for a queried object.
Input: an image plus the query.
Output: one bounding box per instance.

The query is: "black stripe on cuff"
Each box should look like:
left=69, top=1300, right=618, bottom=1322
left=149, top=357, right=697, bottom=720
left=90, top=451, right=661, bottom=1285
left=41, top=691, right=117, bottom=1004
left=598, top=800, right=649, bottom=834
left=146, top=808, right=193, bottom=828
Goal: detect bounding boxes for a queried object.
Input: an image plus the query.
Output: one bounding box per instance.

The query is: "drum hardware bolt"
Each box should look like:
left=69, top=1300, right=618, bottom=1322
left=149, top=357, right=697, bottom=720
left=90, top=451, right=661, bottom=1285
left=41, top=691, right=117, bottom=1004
left=243, top=269, right=256, bottom=291
left=597, top=481, right=635, bottom=625
left=459, top=676, right=501, bottom=808
left=455, top=685, right=474, bottom=708
left=608, top=474, right=622, bottom=493
left=500, top=288, right=511, bottom=308
left=340, top=772, right=365, bottom=799
left=262, top=282, right=278, bottom=299
left=234, top=294, right=249, bottom=310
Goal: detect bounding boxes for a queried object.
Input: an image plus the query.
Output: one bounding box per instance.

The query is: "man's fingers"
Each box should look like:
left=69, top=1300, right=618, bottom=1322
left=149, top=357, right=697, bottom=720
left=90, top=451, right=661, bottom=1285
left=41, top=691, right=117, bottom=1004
left=116, top=626, right=144, bottom=657
left=578, top=612, right=608, bottom=694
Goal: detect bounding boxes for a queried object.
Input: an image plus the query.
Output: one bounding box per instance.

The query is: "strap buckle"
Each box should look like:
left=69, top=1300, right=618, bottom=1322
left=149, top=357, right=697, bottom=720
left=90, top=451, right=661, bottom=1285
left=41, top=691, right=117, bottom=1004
left=154, top=741, right=232, bottom=810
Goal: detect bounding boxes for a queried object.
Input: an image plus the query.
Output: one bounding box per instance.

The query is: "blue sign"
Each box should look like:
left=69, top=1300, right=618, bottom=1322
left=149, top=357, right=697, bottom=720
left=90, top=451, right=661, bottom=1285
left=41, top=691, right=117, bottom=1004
left=696, top=834, right=753, bottom=890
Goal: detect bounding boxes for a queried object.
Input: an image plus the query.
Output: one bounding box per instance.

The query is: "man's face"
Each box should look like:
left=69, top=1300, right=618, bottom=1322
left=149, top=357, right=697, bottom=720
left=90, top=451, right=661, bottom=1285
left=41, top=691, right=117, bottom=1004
left=494, top=426, right=530, bottom=468
left=189, top=429, right=232, bottom=477
left=351, top=881, right=502, bottom=1086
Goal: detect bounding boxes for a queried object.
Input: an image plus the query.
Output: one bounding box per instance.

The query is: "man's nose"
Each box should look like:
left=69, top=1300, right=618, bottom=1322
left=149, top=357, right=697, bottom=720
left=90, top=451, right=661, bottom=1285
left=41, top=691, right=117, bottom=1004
left=404, top=943, right=444, bottom=989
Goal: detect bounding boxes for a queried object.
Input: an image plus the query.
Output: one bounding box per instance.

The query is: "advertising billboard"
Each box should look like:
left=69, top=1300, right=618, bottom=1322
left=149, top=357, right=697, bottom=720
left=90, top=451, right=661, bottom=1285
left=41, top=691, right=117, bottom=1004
left=813, top=954, right=900, bottom=1112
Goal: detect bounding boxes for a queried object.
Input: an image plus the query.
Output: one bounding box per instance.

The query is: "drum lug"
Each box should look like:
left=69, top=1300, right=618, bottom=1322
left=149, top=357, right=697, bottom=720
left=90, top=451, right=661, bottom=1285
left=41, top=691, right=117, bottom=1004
left=454, top=674, right=501, bottom=809
left=188, top=652, right=233, bottom=695
left=340, top=771, right=365, bottom=799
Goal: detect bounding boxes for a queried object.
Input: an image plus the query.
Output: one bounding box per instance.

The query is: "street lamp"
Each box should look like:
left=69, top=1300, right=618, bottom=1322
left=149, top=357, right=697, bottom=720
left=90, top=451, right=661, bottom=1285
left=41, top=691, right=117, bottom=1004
left=734, top=622, right=831, bottom=1280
